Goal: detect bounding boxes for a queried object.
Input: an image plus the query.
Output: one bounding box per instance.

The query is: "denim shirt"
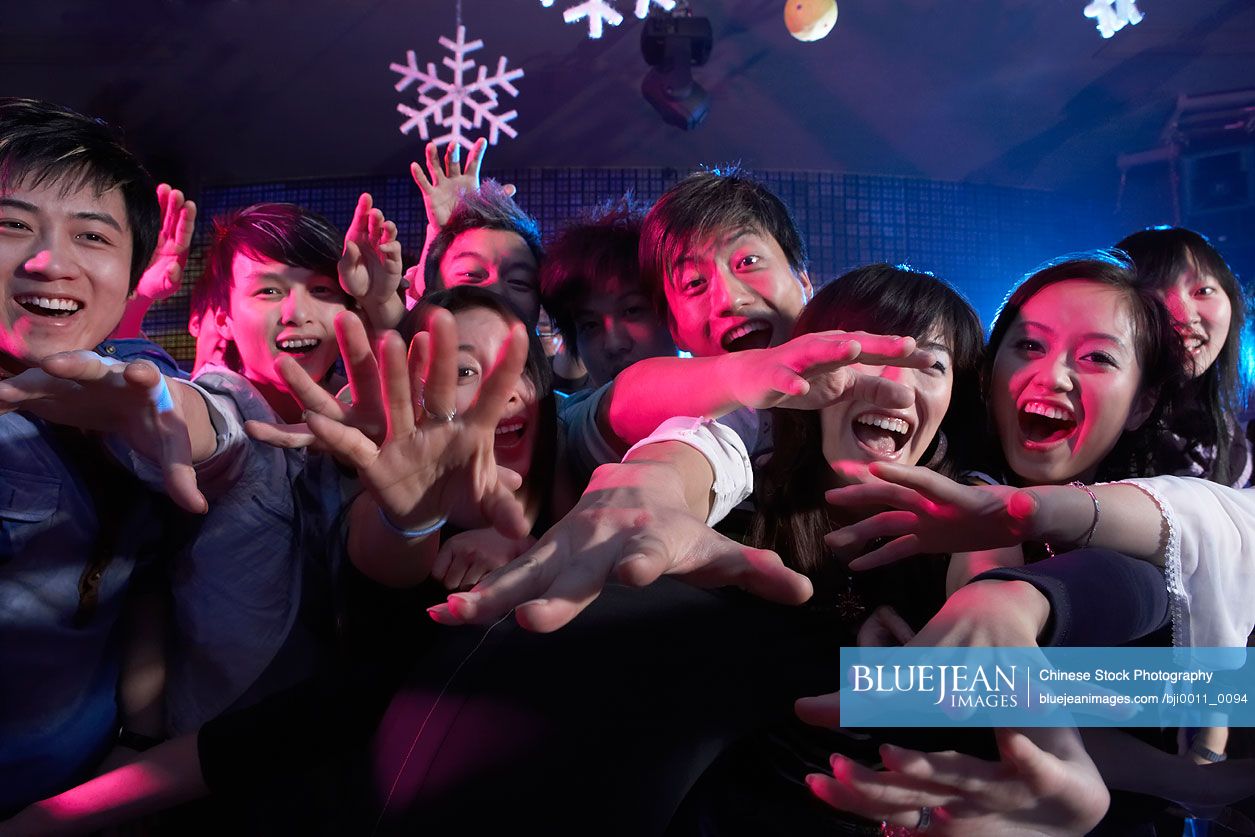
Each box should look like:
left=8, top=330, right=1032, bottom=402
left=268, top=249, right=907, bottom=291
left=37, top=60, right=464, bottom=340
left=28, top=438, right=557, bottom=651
left=0, top=339, right=187, bottom=815
left=165, top=366, right=348, bottom=735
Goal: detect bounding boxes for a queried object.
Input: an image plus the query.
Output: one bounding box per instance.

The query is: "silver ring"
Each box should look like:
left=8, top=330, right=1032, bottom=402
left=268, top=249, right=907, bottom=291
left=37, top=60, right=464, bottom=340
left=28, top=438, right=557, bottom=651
left=419, top=395, right=456, bottom=423
left=916, top=806, right=933, bottom=833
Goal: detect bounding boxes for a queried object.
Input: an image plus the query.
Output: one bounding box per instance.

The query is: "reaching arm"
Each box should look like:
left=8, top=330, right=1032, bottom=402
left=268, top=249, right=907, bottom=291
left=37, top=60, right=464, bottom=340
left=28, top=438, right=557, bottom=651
left=428, top=426, right=810, bottom=632
left=600, top=331, right=932, bottom=450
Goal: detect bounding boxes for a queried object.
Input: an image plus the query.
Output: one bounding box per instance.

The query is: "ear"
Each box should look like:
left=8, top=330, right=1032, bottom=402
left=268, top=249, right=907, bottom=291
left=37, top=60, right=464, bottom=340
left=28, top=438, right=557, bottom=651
left=216, top=309, right=234, bottom=342
left=1125, top=386, right=1158, bottom=431
left=797, top=270, right=814, bottom=303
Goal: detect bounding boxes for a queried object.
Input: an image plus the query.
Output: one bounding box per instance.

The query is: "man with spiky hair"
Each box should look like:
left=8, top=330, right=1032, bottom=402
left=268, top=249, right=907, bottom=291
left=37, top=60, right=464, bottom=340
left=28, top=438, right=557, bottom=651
left=0, top=97, right=229, bottom=813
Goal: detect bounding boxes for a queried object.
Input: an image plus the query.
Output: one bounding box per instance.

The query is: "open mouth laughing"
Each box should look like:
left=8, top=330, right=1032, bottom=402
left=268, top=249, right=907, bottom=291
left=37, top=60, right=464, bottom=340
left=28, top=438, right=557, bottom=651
left=494, top=415, right=528, bottom=450
left=851, top=411, right=914, bottom=458
left=1017, top=399, right=1077, bottom=447
left=1178, top=329, right=1207, bottom=357
left=275, top=336, right=322, bottom=357
left=721, top=320, right=773, bottom=352
left=15, top=294, right=83, bottom=318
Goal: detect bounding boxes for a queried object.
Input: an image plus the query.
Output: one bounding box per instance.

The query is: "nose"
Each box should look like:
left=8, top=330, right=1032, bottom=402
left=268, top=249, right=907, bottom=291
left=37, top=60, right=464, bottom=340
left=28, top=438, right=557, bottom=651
left=281, top=287, right=311, bottom=324
left=603, top=317, right=633, bottom=356
left=22, top=236, right=78, bottom=281
left=708, top=269, right=755, bottom=316
left=1163, top=288, right=1198, bottom=327
left=1041, top=351, right=1075, bottom=392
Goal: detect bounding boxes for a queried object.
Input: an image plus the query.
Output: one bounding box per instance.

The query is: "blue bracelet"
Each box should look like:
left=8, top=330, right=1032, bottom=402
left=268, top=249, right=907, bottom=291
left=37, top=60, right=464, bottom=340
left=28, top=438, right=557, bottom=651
left=376, top=506, right=448, bottom=540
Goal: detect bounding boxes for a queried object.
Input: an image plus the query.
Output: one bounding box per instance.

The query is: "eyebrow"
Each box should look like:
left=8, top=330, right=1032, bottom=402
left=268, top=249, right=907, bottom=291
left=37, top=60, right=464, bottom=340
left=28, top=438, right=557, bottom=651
left=1020, top=320, right=1127, bottom=347
left=458, top=343, right=477, bottom=352
left=670, top=229, right=757, bottom=277
left=0, top=198, right=124, bottom=233
left=918, top=341, right=953, bottom=357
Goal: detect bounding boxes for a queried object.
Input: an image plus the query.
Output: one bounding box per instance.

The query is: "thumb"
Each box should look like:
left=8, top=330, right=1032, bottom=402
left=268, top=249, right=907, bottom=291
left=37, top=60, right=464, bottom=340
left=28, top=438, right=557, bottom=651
left=1007, top=489, right=1041, bottom=524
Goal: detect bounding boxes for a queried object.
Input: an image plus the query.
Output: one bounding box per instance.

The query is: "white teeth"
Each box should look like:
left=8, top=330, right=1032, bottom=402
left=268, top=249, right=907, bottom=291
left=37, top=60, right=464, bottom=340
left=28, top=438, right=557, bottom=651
left=16, top=295, right=81, bottom=312
left=495, top=420, right=524, bottom=435
left=724, top=322, right=766, bottom=343
left=1022, top=402, right=1073, bottom=421
left=278, top=338, right=319, bottom=350
left=855, top=414, right=909, bottom=435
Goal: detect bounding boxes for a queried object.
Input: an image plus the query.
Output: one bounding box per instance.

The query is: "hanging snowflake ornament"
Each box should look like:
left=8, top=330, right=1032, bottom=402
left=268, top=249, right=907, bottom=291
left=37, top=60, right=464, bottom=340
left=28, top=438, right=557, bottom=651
left=389, top=25, right=524, bottom=151
left=539, top=0, right=676, bottom=40
left=1082, top=0, right=1144, bottom=39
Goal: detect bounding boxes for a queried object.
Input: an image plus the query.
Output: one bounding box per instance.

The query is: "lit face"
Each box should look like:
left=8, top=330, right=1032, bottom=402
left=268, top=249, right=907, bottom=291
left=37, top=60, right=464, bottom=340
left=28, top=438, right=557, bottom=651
left=453, top=306, right=541, bottom=482
left=991, top=280, right=1152, bottom=485
left=438, top=228, right=540, bottom=327
left=0, top=178, right=133, bottom=370
left=1155, top=263, right=1232, bottom=379
left=572, top=279, right=677, bottom=385
left=664, top=228, right=812, bottom=357
left=820, top=331, right=953, bottom=477
left=222, top=252, right=347, bottom=393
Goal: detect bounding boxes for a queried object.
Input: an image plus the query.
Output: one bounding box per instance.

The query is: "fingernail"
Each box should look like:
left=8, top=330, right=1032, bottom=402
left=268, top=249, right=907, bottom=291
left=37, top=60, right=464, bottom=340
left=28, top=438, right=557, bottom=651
left=519, top=598, right=548, bottom=609
left=427, top=605, right=452, bottom=624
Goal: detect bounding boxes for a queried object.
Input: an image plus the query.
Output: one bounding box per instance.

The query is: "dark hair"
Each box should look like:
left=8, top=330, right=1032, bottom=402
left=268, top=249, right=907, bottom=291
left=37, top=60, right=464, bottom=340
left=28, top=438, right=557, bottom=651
left=196, top=203, right=345, bottom=318
left=0, top=97, right=159, bottom=291
left=984, top=251, right=1186, bottom=482
left=403, top=285, right=558, bottom=528
left=422, top=181, right=544, bottom=293
left=539, top=195, right=645, bottom=359
left=639, top=167, right=808, bottom=317
left=1117, top=226, right=1248, bottom=484
left=749, top=264, right=985, bottom=578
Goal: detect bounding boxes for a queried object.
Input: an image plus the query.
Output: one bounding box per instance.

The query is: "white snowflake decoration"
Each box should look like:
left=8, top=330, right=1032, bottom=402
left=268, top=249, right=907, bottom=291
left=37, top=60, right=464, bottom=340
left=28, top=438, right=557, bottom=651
left=539, top=0, right=676, bottom=40
left=1083, top=0, right=1144, bottom=39
left=389, top=25, right=524, bottom=150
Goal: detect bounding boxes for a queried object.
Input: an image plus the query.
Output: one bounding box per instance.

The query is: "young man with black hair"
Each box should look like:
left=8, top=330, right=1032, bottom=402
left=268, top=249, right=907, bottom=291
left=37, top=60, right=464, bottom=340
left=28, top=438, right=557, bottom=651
left=0, top=97, right=234, bottom=813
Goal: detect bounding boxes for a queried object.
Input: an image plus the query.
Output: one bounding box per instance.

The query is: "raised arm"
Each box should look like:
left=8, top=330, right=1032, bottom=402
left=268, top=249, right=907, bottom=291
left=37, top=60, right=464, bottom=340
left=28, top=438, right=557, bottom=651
left=338, top=192, right=405, bottom=331
left=112, top=184, right=196, bottom=338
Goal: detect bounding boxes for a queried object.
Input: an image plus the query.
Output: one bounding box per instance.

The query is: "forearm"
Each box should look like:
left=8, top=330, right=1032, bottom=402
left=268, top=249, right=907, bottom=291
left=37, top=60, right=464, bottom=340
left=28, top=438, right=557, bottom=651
left=345, top=492, right=441, bottom=588
left=111, top=294, right=156, bottom=340
left=603, top=355, right=743, bottom=447
left=3, top=735, right=204, bottom=836
left=1021, top=484, right=1166, bottom=565
left=357, top=294, right=406, bottom=333
left=170, top=380, right=218, bottom=462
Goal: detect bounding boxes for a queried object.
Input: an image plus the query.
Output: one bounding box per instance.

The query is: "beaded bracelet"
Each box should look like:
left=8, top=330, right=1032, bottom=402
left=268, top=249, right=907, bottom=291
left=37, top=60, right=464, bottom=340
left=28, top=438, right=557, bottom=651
left=377, top=507, right=448, bottom=540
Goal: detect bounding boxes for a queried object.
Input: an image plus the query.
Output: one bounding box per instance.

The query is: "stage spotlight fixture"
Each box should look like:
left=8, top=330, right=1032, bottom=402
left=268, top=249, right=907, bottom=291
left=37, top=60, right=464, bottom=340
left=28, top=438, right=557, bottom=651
left=640, top=11, right=713, bottom=131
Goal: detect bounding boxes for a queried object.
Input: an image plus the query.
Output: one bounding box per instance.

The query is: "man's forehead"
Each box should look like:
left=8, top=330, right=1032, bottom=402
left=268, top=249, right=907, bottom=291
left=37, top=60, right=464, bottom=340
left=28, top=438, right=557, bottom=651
left=447, top=228, right=535, bottom=263
left=574, top=278, right=648, bottom=311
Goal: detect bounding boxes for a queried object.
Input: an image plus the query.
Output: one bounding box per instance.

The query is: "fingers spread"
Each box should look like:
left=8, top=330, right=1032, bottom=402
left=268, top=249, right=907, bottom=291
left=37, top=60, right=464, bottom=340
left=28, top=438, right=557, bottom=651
left=304, top=410, right=378, bottom=472
left=377, top=331, right=415, bottom=435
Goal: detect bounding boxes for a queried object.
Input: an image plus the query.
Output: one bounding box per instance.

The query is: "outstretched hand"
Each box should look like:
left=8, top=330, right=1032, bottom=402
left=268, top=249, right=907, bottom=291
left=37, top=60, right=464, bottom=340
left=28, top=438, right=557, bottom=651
left=719, top=331, right=935, bottom=412
left=135, top=183, right=197, bottom=302
left=410, top=137, right=516, bottom=230
left=298, top=307, right=529, bottom=540
left=244, top=311, right=388, bottom=454
left=802, top=728, right=1109, bottom=836
left=427, top=458, right=813, bottom=632
left=338, top=193, right=404, bottom=329
left=0, top=353, right=206, bottom=513
left=824, top=462, right=1031, bottom=570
